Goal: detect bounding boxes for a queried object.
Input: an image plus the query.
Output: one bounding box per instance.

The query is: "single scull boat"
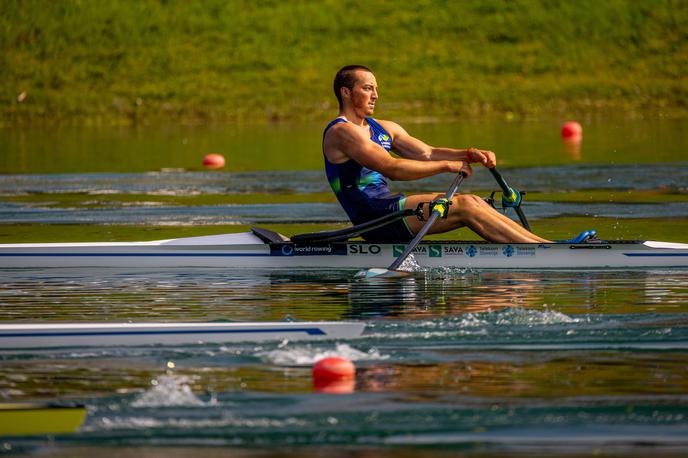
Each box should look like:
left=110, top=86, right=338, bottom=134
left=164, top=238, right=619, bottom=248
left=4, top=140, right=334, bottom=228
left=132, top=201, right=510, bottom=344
left=0, top=227, right=686, bottom=269
left=0, top=321, right=366, bottom=348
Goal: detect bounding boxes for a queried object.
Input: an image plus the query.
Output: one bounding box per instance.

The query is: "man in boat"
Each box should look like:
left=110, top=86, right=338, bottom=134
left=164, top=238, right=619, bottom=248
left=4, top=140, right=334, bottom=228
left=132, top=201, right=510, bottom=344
left=323, top=65, right=552, bottom=243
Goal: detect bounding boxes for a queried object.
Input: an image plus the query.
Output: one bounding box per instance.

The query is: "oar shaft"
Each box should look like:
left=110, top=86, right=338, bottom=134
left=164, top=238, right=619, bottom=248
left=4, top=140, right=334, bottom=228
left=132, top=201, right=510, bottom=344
left=388, top=212, right=438, bottom=271
left=488, top=168, right=515, bottom=200
left=514, top=207, right=531, bottom=231
left=388, top=173, right=465, bottom=271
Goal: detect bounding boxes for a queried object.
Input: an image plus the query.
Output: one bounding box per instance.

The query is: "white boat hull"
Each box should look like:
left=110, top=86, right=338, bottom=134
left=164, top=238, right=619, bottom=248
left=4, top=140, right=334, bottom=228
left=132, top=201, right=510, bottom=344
left=0, top=321, right=366, bottom=348
left=0, top=232, right=687, bottom=269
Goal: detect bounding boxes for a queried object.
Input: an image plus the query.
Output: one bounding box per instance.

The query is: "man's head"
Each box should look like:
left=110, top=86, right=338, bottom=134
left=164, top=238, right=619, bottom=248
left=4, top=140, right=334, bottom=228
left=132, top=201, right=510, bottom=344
left=333, top=65, right=375, bottom=111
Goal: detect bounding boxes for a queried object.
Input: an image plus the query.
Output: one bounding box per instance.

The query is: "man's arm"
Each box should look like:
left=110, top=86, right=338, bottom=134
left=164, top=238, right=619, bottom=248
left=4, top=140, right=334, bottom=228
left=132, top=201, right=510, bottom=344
left=324, top=122, right=470, bottom=181
left=378, top=120, right=497, bottom=168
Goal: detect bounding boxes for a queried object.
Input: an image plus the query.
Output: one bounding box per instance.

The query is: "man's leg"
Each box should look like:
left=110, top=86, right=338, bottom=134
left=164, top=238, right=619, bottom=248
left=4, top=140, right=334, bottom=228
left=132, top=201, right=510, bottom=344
left=403, top=193, right=551, bottom=243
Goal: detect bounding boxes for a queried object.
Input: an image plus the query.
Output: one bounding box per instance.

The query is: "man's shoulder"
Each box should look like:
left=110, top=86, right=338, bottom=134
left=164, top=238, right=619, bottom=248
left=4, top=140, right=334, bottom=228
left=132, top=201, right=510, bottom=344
left=374, top=119, right=404, bottom=136
left=325, top=120, right=361, bottom=142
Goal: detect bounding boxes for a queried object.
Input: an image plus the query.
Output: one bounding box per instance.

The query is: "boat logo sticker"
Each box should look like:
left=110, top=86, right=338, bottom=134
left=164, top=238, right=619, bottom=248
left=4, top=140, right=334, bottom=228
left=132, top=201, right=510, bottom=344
left=393, top=245, right=440, bottom=257
left=503, top=245, right=514, bottom=257
left=515, top=246, right=536, bottom=256
left=272, top=244, right=347, bottom=256
left=444, top=245, right=465, bottom=256
left=348, top=244, right=381, bottom=255
left=467, top=245, right=477, bottom=257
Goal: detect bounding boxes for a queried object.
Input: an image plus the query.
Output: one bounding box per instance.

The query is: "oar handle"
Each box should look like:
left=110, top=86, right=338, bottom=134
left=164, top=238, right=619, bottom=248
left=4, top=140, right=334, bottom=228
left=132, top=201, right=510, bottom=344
left=388, top=172, right=465, bottom=271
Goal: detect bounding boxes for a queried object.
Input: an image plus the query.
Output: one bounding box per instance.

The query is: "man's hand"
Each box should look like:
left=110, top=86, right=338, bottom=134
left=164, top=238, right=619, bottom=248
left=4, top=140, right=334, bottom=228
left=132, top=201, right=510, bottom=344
left=446, top=160, right=473, bottom=177
left=467, top=148, right=497, bottom=168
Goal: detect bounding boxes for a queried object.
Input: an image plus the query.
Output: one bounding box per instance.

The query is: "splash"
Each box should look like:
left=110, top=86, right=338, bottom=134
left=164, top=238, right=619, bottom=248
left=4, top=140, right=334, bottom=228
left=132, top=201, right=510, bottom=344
left=493, top=307, right=578, bottom=326
left=397, top=253, right=423, bottom=272
left=258, top=342, right=388, bottom=366
left=131, top=374, right=206, bottom=408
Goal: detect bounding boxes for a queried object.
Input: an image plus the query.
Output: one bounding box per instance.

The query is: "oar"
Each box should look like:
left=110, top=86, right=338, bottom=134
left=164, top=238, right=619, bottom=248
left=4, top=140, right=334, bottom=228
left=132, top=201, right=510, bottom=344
left=488, top=167, right=531, bottom=231
left=357, top=172, right=466, bottom=279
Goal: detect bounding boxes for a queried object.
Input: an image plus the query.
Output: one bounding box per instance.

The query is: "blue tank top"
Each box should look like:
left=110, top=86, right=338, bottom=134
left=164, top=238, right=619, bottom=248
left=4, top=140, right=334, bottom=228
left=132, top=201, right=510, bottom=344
left=323, top=117, right=403, bottom=224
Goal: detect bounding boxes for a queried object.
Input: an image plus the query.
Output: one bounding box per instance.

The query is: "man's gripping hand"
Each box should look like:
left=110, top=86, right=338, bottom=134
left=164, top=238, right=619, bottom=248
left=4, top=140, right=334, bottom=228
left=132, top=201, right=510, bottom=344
left=446, top=160, right=473, bottom=177
left=467, top=148, right=497, bottom=169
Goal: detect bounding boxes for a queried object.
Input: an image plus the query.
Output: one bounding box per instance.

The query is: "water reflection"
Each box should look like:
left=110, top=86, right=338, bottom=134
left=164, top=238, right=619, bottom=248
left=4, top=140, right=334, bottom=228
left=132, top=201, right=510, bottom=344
left=562, top=138, right=582, bottom=160
left=2, top=119, right=688, bottom=173
left=346, top=269, right=688, bottom=318
left=355, top=352, right=688, bottom=398
left=1, top=268, right=687, bottom=324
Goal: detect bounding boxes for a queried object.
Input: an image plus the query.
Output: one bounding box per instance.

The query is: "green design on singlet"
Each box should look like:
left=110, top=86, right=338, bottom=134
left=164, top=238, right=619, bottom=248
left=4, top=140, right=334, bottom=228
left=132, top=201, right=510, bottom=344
left=329, top=177, right=341, bottom=193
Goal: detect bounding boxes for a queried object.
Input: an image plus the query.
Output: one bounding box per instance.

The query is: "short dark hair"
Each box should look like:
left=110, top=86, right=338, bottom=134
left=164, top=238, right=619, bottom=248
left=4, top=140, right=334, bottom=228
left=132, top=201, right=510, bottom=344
left=333, top=65, right=373, bottom=109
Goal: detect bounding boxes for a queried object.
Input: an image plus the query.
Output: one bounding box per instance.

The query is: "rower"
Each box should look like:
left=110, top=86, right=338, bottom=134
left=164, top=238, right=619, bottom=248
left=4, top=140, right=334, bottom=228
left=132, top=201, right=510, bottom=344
left=323, top=65, right=552, bottom=244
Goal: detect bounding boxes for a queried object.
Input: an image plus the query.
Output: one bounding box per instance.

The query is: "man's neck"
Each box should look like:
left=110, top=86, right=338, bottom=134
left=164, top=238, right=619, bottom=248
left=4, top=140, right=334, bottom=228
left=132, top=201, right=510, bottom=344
left=338, top=109, right=367, bottom=126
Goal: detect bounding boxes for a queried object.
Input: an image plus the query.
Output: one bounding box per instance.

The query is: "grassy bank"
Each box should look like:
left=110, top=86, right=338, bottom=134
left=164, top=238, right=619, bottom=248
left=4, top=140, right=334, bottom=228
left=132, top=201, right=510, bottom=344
left=1, top=0, right=687, bottom=126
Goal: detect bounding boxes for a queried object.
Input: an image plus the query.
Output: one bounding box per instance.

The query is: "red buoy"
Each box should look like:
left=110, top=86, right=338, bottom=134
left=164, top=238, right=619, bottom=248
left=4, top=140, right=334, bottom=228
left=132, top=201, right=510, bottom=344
left=561, top=121, right=582, bottom=142
left=313, top=357, right=356, bottom=394
left=202, top=154, right=225, bottom=169
left=313, top=357, right=355, bottom=381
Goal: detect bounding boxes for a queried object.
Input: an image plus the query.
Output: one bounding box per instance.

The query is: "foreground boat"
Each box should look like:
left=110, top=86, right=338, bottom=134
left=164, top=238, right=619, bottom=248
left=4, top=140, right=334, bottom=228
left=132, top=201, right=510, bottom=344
left=0, top=321, right=365, bottom=349
left=0, top=227, right=687, bottom=269
left=0, top=402, right=86, bottom=436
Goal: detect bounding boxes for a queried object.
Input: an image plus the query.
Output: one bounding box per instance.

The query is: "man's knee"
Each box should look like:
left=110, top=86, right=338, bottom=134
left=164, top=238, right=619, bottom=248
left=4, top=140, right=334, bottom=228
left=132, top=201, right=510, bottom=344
left=453, top=194, right=484, bottom=208
left=450, top=194, right=484, bottom=221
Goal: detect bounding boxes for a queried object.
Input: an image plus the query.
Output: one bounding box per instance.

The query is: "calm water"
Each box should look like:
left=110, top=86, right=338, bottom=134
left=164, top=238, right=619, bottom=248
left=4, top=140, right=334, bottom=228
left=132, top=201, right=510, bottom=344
left=1, top=119, right=687, bottom=457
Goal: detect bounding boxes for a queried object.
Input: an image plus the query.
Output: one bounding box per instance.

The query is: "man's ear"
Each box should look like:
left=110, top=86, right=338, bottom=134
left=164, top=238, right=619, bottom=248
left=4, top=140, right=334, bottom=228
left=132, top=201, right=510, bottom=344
left=340, top=87, right=351, bottom=101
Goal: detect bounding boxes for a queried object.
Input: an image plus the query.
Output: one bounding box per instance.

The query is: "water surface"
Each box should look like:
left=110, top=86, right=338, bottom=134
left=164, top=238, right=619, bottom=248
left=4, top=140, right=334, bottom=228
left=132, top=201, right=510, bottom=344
left=1, top=119, right=687, bottom=457
left=1, top=268, right=688, bottom=456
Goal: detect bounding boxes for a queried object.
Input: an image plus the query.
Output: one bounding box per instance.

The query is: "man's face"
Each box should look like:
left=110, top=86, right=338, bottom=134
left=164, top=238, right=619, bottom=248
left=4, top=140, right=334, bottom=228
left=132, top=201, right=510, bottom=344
left=347, top=71, right=378, bottom=116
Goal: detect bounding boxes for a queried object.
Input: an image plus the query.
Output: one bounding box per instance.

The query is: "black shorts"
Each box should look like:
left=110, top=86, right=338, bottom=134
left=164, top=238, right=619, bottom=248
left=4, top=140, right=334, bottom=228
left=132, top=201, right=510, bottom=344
left=355, top=196, right=415, bottom=243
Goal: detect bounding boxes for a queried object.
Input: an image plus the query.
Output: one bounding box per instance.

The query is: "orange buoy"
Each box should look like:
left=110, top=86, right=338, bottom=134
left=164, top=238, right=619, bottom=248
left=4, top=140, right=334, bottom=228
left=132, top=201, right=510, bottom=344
left=202, top=154, right=225, bottom=169
left=561, top=121, right=583, bottom=142
left=313, top=357, right=355, bottom=381
left=313, top=357, right=356, bottom=394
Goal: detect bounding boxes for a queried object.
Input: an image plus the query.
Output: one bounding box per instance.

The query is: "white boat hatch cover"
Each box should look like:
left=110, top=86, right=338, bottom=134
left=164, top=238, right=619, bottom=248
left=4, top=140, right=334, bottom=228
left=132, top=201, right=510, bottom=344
left=161, top=232, right=265, bottom=246
left=644, top=241, right=688, bottom=250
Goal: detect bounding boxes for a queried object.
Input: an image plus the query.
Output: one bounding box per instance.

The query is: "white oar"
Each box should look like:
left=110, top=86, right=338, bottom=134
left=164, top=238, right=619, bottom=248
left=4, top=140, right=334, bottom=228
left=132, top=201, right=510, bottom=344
left=357, top=172, right=466, bottom=279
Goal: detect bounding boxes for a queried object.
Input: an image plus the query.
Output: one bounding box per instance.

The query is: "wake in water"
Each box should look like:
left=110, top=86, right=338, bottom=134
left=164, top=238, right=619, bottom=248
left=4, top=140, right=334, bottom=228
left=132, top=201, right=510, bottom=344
left=258, top=342, right=388, bottom=366
left=131, top=373, right=208, bottom=408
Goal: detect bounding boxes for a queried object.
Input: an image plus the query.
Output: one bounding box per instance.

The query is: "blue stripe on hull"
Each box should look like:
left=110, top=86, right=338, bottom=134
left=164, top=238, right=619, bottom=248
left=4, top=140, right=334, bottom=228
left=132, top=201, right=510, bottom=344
left=0, top=327, right=327, bottom=339
left=0, top=253, right=270, bottom=257
left=623, top=253, right=688, bottom=257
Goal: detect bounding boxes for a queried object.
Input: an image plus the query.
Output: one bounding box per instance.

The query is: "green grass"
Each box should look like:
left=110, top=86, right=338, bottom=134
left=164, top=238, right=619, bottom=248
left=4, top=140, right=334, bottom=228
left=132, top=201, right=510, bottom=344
left=2, top=0, right=687, bottom=126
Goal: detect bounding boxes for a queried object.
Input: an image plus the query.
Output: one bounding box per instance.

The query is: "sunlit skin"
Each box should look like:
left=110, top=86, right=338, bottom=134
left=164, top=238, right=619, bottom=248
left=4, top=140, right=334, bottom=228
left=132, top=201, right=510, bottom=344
left=323, top=70, right=551, bottom=243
